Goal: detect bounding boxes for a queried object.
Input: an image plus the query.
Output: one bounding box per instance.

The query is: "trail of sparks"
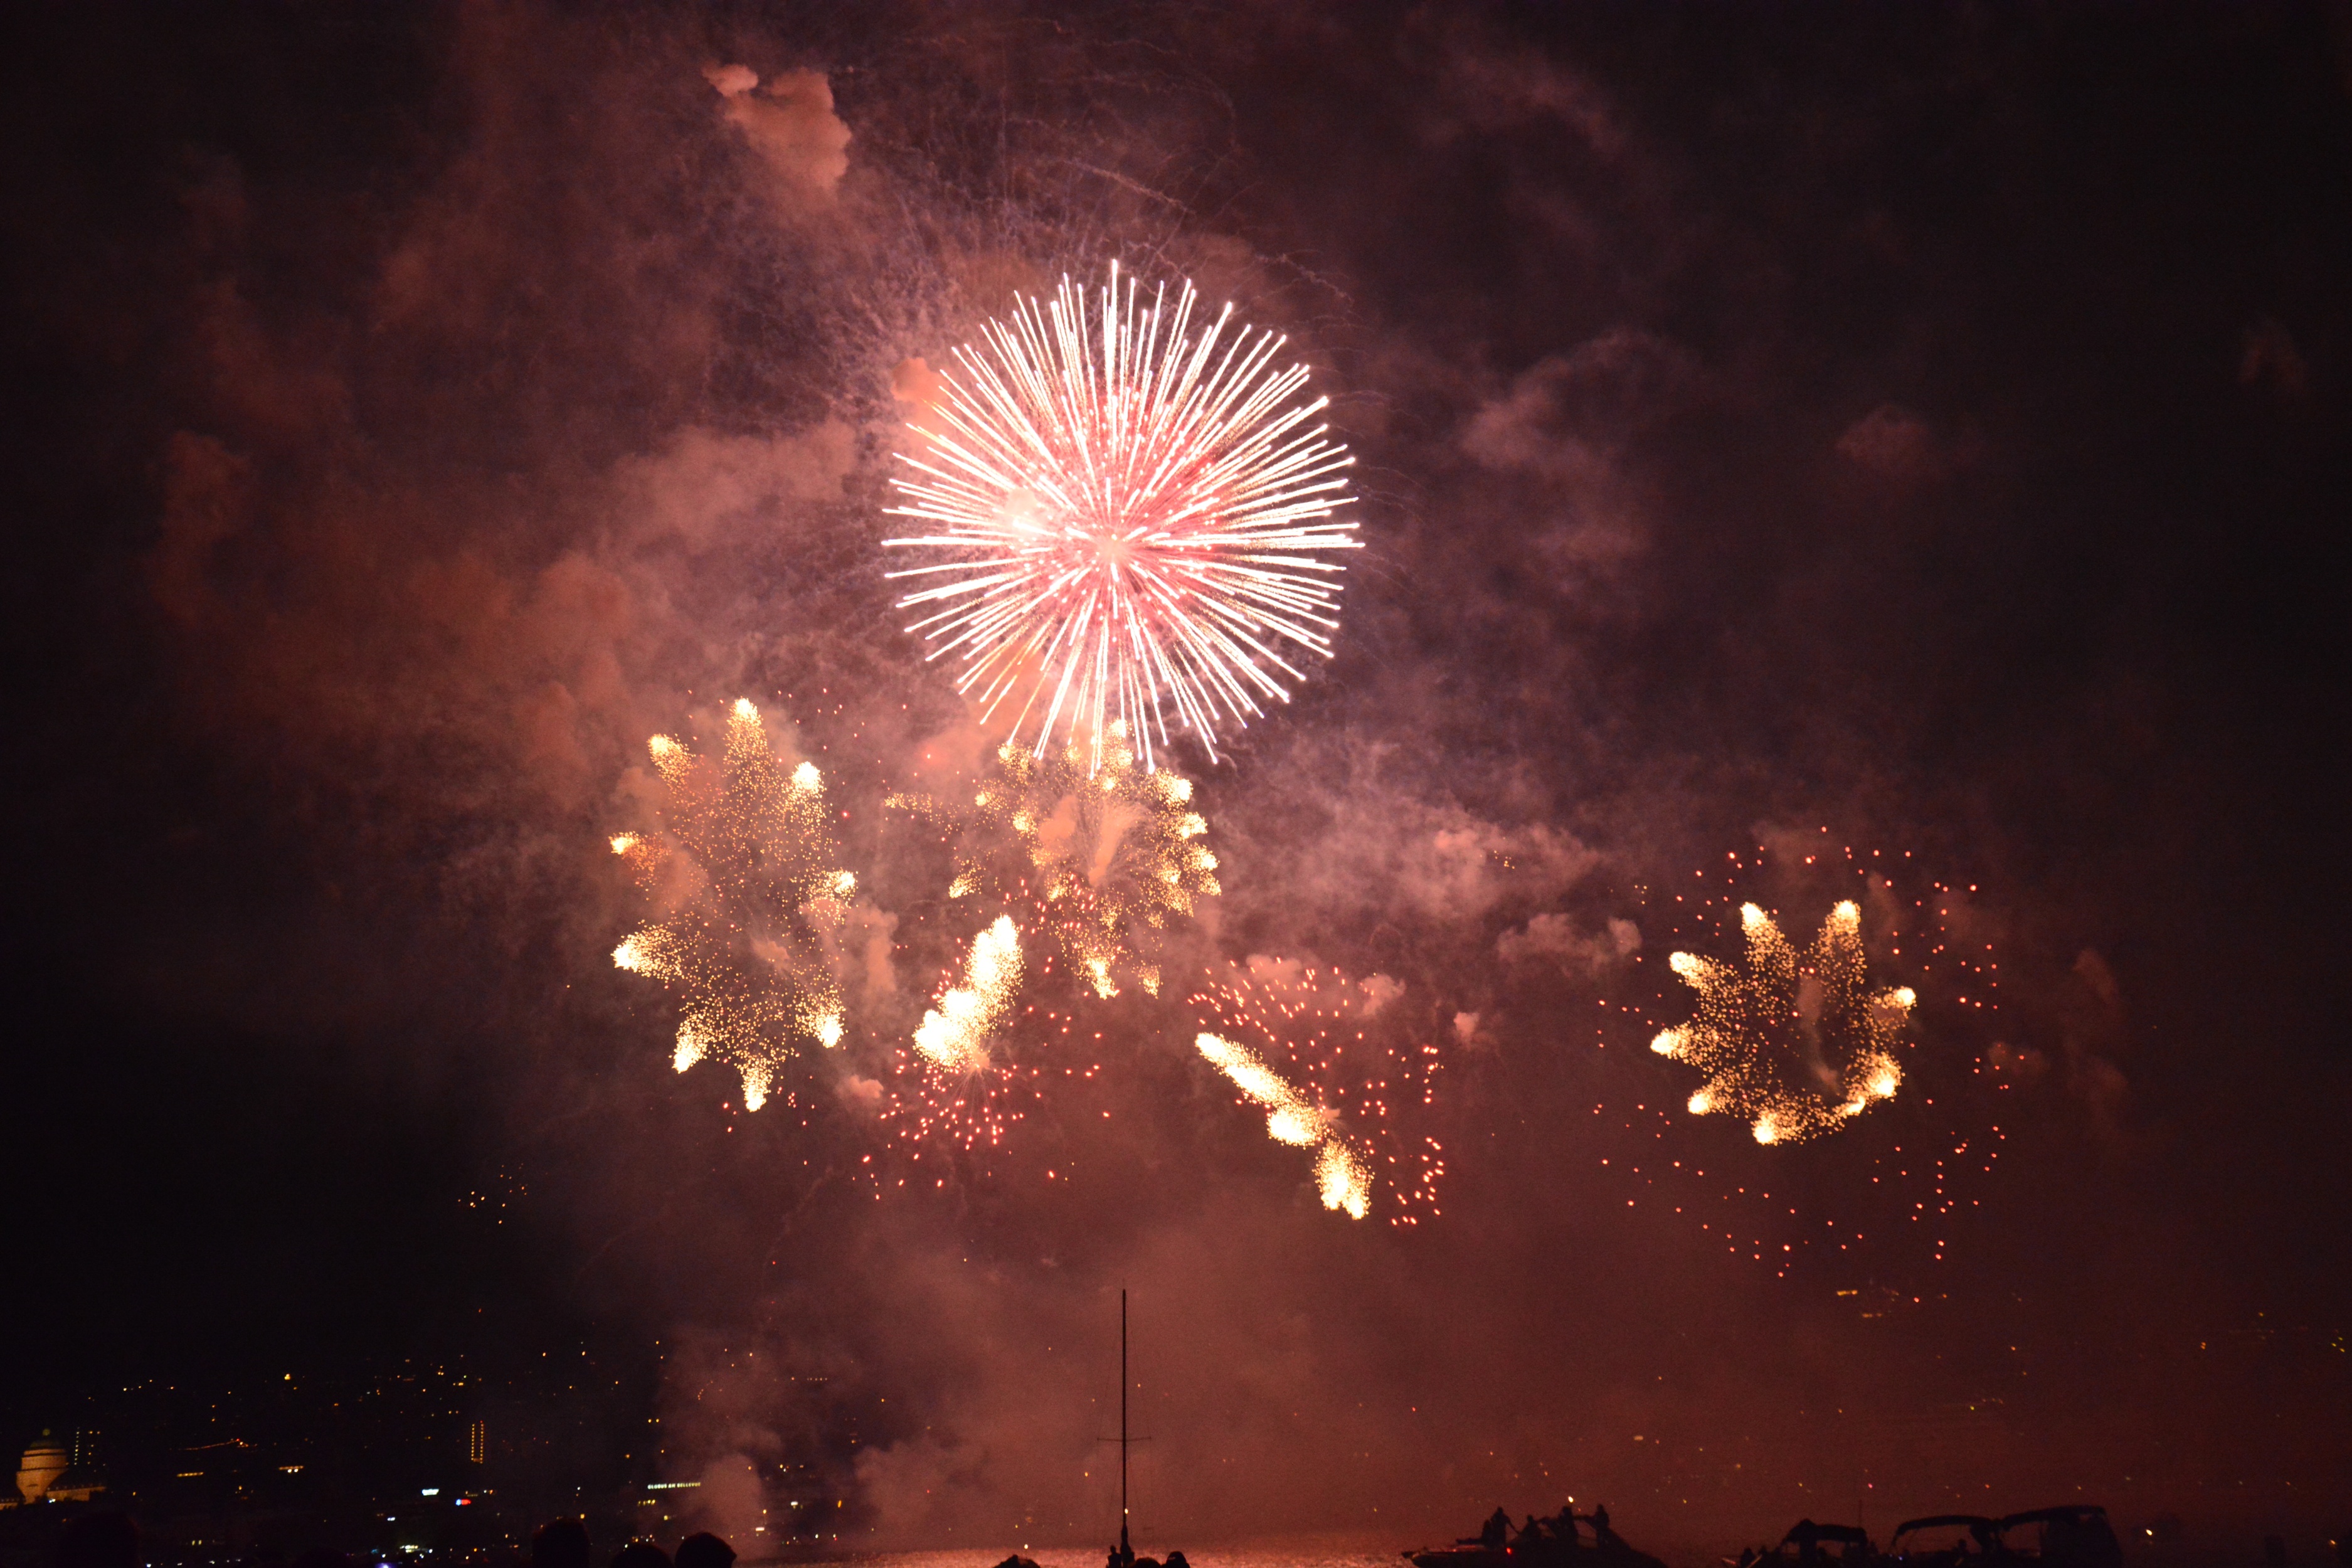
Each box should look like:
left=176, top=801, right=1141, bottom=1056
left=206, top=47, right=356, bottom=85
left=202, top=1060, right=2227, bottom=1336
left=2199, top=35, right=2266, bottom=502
left=913, top=916, right=1024, bottom=1071
left=1194, top=1032, right=1371, bottom=1218
left=889, top=719, right=1217, bottom=999
left=610, top=699, right=852, bottom=1111
left=884, top=264, right=1359, bottom=771
left=874, top=982, right=1106, bottom=1166
left=1190, top=960, right=1446, bottom=1225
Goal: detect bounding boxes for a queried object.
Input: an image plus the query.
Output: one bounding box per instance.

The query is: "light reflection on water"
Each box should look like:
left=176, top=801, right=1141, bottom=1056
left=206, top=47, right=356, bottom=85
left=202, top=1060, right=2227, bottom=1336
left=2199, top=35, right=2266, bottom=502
left=841, top=1539, right=1404, bottom=1568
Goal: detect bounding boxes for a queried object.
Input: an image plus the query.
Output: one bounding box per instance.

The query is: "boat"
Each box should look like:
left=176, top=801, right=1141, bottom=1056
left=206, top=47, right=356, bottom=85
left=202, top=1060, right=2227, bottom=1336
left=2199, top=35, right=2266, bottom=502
left=1887, top=1516, right=1999, bottom=1567
left=1757, top=1520, right=1875, bottom=1567
left=1995, top=1507, right=2121, bottom=1568
left=1408, top=1506, right=1669, bottom=1568
left=1096, top=1290, right=1189, bottom=1568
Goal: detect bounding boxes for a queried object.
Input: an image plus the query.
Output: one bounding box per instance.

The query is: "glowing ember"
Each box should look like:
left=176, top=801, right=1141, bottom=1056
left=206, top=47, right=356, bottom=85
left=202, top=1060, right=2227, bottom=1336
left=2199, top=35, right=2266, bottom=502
left=884, top=264, right=1359, bottom=771
left=608, top=699, right=852, bottom=1111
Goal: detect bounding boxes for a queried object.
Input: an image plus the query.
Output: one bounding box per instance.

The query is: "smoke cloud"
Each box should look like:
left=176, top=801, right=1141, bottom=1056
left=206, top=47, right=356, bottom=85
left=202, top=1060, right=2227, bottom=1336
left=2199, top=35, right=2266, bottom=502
left=11, top=2, right=2348, bottom=1555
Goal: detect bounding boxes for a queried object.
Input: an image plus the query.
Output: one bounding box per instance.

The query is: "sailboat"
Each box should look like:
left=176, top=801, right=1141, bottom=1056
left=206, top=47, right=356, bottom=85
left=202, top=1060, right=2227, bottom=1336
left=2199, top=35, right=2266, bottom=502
left=1101, top=1289, right=1189, bottom=1568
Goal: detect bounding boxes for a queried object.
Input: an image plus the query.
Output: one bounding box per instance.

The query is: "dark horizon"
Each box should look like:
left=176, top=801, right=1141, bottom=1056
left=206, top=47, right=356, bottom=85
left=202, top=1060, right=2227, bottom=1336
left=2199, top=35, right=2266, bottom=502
left=3, top=1, right=2346, bottom=1555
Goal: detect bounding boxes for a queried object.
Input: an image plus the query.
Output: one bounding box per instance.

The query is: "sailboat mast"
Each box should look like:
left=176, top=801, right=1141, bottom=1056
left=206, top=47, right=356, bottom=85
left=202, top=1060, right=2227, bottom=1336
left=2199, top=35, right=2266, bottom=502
left=1120, top=1288, right=1130, bottom=1547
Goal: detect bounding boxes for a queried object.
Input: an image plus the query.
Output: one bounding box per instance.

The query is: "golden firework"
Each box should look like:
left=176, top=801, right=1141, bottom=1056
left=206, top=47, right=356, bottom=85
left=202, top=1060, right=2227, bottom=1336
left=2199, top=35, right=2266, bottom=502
left=890, top=719, right=1216, bottom=998
left=1190, top=960, right=1446, bottom=1224
left=1194, top=1032, right=1369, bottom=1219
left=610, top=699, right=853, bottom=1110
left=1651, top=900, right=1914, bottom=1144
left=913, top=916, right=1024, bottom=1072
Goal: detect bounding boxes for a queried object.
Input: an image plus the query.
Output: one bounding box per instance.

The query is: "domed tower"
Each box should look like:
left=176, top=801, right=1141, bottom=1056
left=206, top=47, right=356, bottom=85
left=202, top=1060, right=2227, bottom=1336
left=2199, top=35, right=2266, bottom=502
left=16, top=1432, right=68, bottom=1504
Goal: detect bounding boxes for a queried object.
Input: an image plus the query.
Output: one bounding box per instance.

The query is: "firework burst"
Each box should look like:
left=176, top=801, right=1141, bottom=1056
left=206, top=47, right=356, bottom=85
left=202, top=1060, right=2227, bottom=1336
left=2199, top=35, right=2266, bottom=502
left=1588, top=837, right=2010, bottom=1276
left=609, top=699, right=854, bottom=1110
left=872, top=981, right=1121, bottom=1165
left=1190, top=960, right=1446, bottom=1225
left=889, top=719, right=1218, bottom=999
left=884, top=264, right=1359, bottom=771
left=1650, top=900, right=1915, bottom=1145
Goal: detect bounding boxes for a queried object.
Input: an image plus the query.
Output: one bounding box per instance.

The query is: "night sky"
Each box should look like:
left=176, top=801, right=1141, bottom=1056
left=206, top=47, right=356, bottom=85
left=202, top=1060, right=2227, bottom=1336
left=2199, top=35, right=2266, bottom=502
left=4, top=1, right=2348, bottom=1553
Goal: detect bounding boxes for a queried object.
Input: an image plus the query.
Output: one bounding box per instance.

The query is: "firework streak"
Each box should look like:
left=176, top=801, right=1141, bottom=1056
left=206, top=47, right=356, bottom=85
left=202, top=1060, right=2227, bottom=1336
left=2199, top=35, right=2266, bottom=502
left=884, top=264, right=1359, bottom=771
left=610, top=701, right=854, bottom=1111
left=913, top=916, right=1024, bottom=1072
left=1191, top=961, right=1445, bottom=1225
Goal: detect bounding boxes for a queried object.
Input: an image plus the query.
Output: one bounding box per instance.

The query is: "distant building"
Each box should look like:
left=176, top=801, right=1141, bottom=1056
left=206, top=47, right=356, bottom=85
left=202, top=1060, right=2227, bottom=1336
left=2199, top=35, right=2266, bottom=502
left=10, top=1429, right=105, bottom=1506
left=469, top=1421, right=486, bottom=1466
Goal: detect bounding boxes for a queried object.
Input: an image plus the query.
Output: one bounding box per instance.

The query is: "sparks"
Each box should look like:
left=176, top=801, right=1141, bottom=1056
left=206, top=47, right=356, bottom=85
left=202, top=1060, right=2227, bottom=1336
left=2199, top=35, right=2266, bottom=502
left=1597, top=837, right=2010, bottom=1274
left=1651, top=900, right=1914, bottom=1144
left=1190, top=959, right=1446, bottom=1224
left=888, top=718, right=1217, bottom=998
left=884, top=263, right=1359, bottom=771
left=913, top=916, right=1024, bottom=1072
left=607, top=699, right=853, bottom=1110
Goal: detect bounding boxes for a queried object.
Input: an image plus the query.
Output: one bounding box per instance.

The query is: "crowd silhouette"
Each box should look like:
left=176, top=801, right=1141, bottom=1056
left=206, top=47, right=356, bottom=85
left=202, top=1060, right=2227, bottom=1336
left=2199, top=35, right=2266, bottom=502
left=1452, top=1502, right=1623, bottom=1555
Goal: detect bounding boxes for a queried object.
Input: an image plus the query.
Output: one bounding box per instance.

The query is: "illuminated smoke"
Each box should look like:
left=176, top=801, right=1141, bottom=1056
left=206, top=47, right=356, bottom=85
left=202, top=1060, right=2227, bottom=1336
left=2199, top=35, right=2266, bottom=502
left=913, top=916, right=1024, bottom=1072
left=889, top=719, right=1217, bottom=998
left=608, top=699, right=852, bottom=1110
left=1651, top=900, right=1914, bottom=1144
left=884, top=264, right=1359, bottom=771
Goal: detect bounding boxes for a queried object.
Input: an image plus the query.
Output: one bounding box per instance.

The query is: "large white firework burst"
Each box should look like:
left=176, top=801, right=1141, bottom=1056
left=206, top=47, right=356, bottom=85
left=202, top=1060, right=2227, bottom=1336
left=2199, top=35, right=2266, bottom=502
left=884, top=263, right=1359, bottom=772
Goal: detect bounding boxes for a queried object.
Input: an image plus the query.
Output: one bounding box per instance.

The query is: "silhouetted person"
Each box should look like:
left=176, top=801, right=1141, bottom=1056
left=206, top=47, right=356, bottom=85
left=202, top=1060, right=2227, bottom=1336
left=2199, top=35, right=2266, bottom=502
left=1166, top=1552, right=1191, bottom=1568
left=675, top=1537, right=734, bottom=1568
left=1592, top=1507, right=1616, bottom=1549
left=1481, top=1508, right=1513, bottom=1549
left=1736, top=1549, right=1757, bottom=1568
left=612, top=1543, right=670, bottom=1568
left=1517, top=1517, right=1550, bottom=1549
left=534, top=1520, right=592, bottom=1568
left=57, top=1513, right=140, bottom=1568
